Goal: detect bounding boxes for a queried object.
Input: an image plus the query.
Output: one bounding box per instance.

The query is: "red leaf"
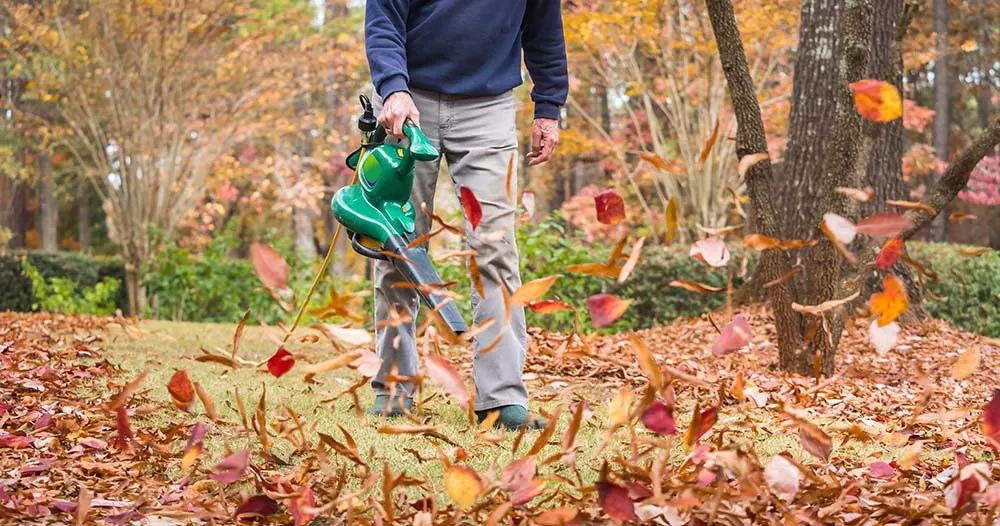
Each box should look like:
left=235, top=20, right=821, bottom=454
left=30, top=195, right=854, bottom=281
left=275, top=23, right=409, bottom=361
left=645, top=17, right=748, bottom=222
left=527, top=299, right=573, bottom=314
left=684, top=405, right=718, bottom=449
left=234, top=494, right=280, bottom=519
left=113, top=406, right=133, bottom=450
left=289, top=485, right=316, bottom=526
left=0, top=434, right=32, bottom=449
left=594, top=189, right=626, bottom=225
left=266, top=347, right=295, bottom=378
left=640, top=400, right=676, bottom=436
left=875, top=237, right=904, bottom=269
left=586, top=294, right=631, bottom=328
left=855, top=213, right=913, bottom=238
left=210, top=451, right=250, bottom=484
left=596, top=482, right=638, bottom=521
left=710, top=314, right=754, bottom=355
left=167, top=370, right=195, bottom=412
left=983, top=389, right=1000, bottom=451
left=250, top=242, right=290, bottom=291
left=425, top=354, right=470, bottom=407
left=868, top=460, right=896, bottom=479
left=460, top=186, right=483, bottom=230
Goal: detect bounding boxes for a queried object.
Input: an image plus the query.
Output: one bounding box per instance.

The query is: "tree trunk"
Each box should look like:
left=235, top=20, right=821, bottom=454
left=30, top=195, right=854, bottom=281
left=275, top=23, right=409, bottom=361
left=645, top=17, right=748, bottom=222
left=928, top=0, right=950, bottom=241
left=37, top=153, right=59, bottom=253
left=781, top=0, right=842, bottom=240
left=77, top=178, right=91, bottom=249
left=975, top=0, right=993, bottom=131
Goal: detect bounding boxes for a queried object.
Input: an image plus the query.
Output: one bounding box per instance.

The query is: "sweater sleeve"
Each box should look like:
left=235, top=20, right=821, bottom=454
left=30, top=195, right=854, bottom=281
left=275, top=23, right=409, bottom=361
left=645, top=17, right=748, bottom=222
left=365, top=0, right=410, bottom=99
left=522, top=0, right=569, bottom=120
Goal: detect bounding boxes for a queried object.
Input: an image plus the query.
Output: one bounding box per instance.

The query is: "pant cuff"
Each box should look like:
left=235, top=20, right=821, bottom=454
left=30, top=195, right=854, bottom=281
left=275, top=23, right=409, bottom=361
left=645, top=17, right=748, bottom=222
left=474, top=399, right=529, bottom=412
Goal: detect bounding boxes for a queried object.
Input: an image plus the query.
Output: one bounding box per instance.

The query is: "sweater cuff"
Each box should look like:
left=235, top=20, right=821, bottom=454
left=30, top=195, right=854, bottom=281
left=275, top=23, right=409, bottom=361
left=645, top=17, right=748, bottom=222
left=533, top=101, right=561, bottom=120
left=377, top=75, right=409, bottom=100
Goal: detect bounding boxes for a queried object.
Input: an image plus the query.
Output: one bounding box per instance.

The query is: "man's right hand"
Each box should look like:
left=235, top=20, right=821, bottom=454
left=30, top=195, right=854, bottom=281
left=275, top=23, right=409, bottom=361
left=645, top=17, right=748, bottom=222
left=379, top=91, right=420, bottom=138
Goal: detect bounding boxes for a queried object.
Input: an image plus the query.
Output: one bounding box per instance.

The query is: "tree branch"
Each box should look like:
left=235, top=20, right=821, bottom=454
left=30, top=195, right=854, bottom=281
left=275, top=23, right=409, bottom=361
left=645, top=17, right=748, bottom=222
left=902, top=116, right=1000, bottom=239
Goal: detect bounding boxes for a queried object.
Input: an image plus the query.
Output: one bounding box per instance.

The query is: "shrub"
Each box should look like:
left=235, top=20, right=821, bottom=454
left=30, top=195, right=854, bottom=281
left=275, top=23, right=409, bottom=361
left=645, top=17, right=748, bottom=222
left=21, top=260, right=121, bottom=315
left=0, top=251, right=129, bottom=314
left=908, top=242, right=1000, bottom=337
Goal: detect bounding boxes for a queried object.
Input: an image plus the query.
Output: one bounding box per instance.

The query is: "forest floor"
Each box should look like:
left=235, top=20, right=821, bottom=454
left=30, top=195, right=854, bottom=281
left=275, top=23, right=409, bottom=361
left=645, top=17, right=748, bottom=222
left=1, top=307, right=998, bottom=524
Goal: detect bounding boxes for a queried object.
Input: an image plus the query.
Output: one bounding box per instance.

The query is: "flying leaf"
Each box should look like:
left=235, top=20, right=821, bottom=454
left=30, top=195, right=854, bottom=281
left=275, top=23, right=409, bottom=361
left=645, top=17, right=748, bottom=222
left=791, top=291, right=860, bottom=316
left=469, top=255, right=485, bottom=299
left=596, top=481, right=638, bottom=521
left=630, top=334, right=662, bottom=390
left=849, top=79, right=903, bottom=122
left=108, top=369, right=147, bottom=410
left=210, top=451, right=250, bottom=484
left=664, top=197, right=679, bottom=246
left=505, top=153, right=515, bottom=201
left=351, top=350, right=382, bottom=378
left=690, top=237, right=731, bottom=268
left=444, top=465, right=482, bottom=509
left=512, top=275, right=560, bottom=306
left=594, top=189, right=626, bottom=225
left=869, top=319, right=900, bottom=354
left=617, top=237, right=645, bottom=283
left=460, top=186, right=483, bottom=230
left=737, top=152, right=770, bottom=177
left=301, top=350, right=363, bottom=380
left=959, top=247, right=992, bottom=257
left=250, top=243, right=290, bottom=292
left=870, top=274, right=908, bottom=326
left=743, top=233, right=816, bottom=251
left=194, top=382, right=219, bottom=422
left=886, top=199, right=936, bottom=214
left=822, top=213, right=857, bottom=244
left=534, top=508, right=580, bottom=526
left=113, top=406, right=133, bottom=450
left=982, top=390, right=1000, bottom=451
left=796, top=419, right=833, bottom=462
left=711, top=314, right=754, bottom=355
left=180, top=422, right=209, bottom=475
left=834, top=186, right=875, bottom=202
left=684, top=404, right=718, bottom=450
left=949, top=212, right=977, bottom=223
left=521, top=190, right=536, bottom=221
left=563, top=262, right=622, bottom=278
left=234, top=495, right=280, bottom=519
left=425, top=354, right=469, bottom=407
left=875, top=237, right=904, bottom=270
left=312, top=323, right=373, bottom=348
left=266, top=347, right=295, bottom=378
left=501, top=456, right=537, bottom=493
left=669, top=280, right=724, bottom=293
left=640, top=401, right=676, bottom=436
left=856, top=213, right=913, bottom=238
left=951, top=347, right=981, bottom=380
left=587, top=294, right=631, bottom=328
left=527, top=300, right=572, bottom=314
left=167, top=370, right=195, bottom=412
left=764, top=455, right=800, bottom=502
left=608, top=388, right=633, bottom=427
left=640, top=151, right=671, bottom=171
left=698, top=118, right=720, bottom=167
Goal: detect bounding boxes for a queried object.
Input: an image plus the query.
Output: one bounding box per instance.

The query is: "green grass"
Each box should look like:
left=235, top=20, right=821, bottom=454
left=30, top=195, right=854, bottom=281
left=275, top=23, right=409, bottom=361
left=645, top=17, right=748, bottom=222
left=97, top=320, right=933, bottom=502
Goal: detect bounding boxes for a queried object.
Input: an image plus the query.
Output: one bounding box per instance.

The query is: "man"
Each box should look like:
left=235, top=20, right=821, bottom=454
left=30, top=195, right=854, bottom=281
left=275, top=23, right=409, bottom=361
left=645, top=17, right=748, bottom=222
left=364, top=0, right=568, bottom=430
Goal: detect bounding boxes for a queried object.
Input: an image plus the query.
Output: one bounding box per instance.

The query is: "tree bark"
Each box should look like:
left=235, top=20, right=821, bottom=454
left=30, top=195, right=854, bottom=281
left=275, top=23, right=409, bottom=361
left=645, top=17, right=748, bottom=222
left=781, top=0, right=842, bottom=240
left=705, top=0, right=802, bottom=362
left=928, top=0, right=950, bottom=241
left=37, top=153, right=59, bottom=253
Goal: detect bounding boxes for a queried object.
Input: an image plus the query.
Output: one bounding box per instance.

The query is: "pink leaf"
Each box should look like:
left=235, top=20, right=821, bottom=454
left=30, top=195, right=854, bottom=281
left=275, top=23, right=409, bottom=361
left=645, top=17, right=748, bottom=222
left=250, top=242, right=290, bottom=292
left=855, top=213, right=914, bottom=238
left=690, top=237, right=731, bottom=268
left=210, top=451, right=250, bottom=484
left=710, top=314, right=754, bottom=355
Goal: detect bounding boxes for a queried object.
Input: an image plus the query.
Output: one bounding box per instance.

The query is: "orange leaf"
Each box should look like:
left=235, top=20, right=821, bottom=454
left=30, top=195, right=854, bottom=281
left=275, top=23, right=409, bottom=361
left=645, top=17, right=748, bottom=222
left=564, top=262, right=622, bottom=278
left=664, top=197, right=679, bottom=246
left=792, top=291, right=860, bottom=316
left=527, top=300, right=572, bottom=314
left=949, top=212, right=977, bottom=223
left=983, top=390, right=1000, bottom=451
left=849, top=79, right=902, bottom=122
left=607, top=388, right=633, bottom=427
left=870, top=274, right=908, bottom=326
left=797, top=419, right=833, bottom=461
left=683, top=403, right=718, bottom=451
left=743, top=233, right=816, bottom=251
left=594, top=189, right=626, bottom=225
left=587, top=294, right=631, bottom=328
left=669, top=280, right=724, bottom=293
left=959, top=247, right=992, bottom=257
left=250, top=243, right=290, bottom=292
left=875, top=237, right=904, bottom=270
left=512, top=275, right=560, bottom=306
left=640, top=151, right=671, bottom=171
left=469, top=255, right=486, bottom=299
left=629, top=334, right=662, bottom=390
left=167, top=370, right=195, bottom=412
left=698, top=118, right=720, bottom=167
left=180, top=422, right=208, bottom=474
left=459, top=186, right=483, bottom=230
left=444, top=465, right=482, bottom=509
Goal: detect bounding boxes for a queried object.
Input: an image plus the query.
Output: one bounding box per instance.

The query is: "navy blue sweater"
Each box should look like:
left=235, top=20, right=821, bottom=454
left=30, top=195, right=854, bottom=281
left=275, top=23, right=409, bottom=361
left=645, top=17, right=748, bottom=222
left=365, top=0, right=568, bottom=120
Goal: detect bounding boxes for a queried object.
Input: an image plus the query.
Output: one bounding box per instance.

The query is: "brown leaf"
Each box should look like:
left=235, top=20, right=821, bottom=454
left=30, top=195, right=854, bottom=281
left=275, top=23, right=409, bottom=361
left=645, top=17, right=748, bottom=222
left=640, top=151, right=671, bottom=171
left=886, top=199, right=936, bottom=214
left=743, top=233, right=816, bottom=251
left=75, top=486, right=91, bottom=526
left=683, top=403, right=718, bottom=450
left=564, top=262, right=622, bottom=278
left=834, top=186, right=875, bottom=202
left=232, top=309, right=250, bottom=359
left=469, top=255, right=486, bottom=299
left=194, top=382, right=220, bottom=422
left=669, top=279, right=724, bottom=293
left=951, top=347, right=980, bottom=380
left=505, top=152, right=515, bottom=201
left=167, top=370, right=195, bottom=412
left=959, top=246, right=992, bottom=257
left=108, top=369, right=147, bottom=410
left=949, top=212, right=977, bottom=223
left=796, top=419, right=833, bottom=462
left=629, top=334, right=662, bottom=390
left=302, top=350, right=363, bottom=380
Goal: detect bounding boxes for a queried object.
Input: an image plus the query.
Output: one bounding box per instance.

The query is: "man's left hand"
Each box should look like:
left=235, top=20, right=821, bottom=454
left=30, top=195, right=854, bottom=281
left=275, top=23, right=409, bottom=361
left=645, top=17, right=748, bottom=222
left=527, top=118, right=559, bottom=166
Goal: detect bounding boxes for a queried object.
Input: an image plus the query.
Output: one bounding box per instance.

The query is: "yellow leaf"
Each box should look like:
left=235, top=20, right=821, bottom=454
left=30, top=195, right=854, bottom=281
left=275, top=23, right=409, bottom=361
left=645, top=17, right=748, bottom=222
left=608, top=388, right=633, bottom=427
left=511, top=275, right=560, bottom=306
left=664, top=197, right=679, bottom=246
left=629, top=334, right=662, bottom=390
left=444, top=465, right=482, bottom=509
left=950, top=347, right=980, bottom=380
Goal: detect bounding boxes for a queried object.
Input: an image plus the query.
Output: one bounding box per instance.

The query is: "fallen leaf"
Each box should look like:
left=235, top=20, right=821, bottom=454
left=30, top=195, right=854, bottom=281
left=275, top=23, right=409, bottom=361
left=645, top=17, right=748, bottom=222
left=690, top=237, right=731, bottom=268
left=849, top=79, right=902, bottom=122
left=444, top=465, right=482, bottom=509
left=167, top=370, right=195, bottom=412
left=796, top=419, right=833, bottom=462
left=983, top=390, right=1000, bottom=451
left=951, top=347, right=980, bottom=380
left=594, top=189, right=626, bottom=225
left=210, top=451, right=250, bottom=484
left=869, top=460, right=896, bottom=479
left=425, top=354, right=469, bottom=407
left=512, top=275, right=560, bottom=306
left=587, top=294, right=631, bottom=328
left=711, top=314, right=754, bottom=355
left=870, top=274, right=908, bottom=326
left=875, top=237, right=904, bottom=270
left=764, top=455, right=800, bottom=502
left=266, top=347, right=295, bottom=378
left=641, top=401, right=676, bottom=436
left=250, top=242, right=290, bottom=292
left=234, top=495, right=280, bottom=519
left=855, top=213, right=913, bottom=238
left=460, top=186, right=483, bottom=230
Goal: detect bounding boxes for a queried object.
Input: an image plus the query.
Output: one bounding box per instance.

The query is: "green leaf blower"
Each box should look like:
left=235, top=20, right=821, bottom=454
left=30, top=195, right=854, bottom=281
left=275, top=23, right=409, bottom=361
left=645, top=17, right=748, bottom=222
left=331, top=95, right=468, bottom=335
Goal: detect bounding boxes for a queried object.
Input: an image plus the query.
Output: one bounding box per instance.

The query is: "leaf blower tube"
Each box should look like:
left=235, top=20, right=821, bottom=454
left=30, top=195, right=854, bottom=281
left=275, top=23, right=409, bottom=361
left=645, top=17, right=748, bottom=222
left=381, top=236, right=468, bottom=335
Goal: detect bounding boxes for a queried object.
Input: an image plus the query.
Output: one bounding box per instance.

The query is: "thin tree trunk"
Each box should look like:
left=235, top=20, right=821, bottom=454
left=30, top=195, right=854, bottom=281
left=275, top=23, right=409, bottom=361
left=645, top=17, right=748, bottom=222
left=77, top=178, right=91, bottom=249
left=37, top=153, right=59, bottom=253
left=781, top=0, right=842, bottom=240
left=928, top=0, right=950, bottom=241
left=975, top=0, right=993, bottom=130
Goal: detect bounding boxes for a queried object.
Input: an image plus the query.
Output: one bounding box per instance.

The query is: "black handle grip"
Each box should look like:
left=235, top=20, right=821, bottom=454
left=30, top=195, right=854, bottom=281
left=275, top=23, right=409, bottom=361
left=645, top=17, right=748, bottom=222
left=350, top=232, right=388, bottom=261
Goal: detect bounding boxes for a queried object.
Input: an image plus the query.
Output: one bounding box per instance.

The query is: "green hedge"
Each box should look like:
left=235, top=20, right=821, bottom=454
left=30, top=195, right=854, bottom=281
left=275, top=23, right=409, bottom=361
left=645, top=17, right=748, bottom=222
left=908, top=242, right=1000, bottom=337
left=0, top=251, right=129, bottom=314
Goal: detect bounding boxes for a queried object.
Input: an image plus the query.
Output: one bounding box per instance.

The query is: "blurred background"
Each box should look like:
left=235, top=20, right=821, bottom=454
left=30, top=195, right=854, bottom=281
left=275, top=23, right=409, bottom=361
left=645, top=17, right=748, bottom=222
left=0, top=0, right=997, bottom=335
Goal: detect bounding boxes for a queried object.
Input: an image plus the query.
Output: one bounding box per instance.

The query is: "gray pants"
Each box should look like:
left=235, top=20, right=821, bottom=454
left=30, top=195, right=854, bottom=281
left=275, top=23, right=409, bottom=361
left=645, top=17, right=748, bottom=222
left=370, top=88, right=529, bottom=412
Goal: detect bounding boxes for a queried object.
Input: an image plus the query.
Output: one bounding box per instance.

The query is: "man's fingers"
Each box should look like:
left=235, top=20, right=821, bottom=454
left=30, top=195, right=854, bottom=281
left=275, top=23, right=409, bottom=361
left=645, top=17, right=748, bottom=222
left=531, top=126, right=542, bottom=154
left=408, top=110, right=420, bottom=128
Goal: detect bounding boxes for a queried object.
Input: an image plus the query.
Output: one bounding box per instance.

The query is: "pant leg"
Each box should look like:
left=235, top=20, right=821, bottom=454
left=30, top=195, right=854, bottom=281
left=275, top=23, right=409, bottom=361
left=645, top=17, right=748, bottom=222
left=371, top=88, right=443, bottom=398
left=439, top=91, right=529, bottom=411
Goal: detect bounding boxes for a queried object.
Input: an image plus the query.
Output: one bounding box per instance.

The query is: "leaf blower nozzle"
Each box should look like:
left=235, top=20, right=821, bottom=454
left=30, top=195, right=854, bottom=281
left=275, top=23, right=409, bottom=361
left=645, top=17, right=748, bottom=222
left=332, top=106, right=468, bottom=335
